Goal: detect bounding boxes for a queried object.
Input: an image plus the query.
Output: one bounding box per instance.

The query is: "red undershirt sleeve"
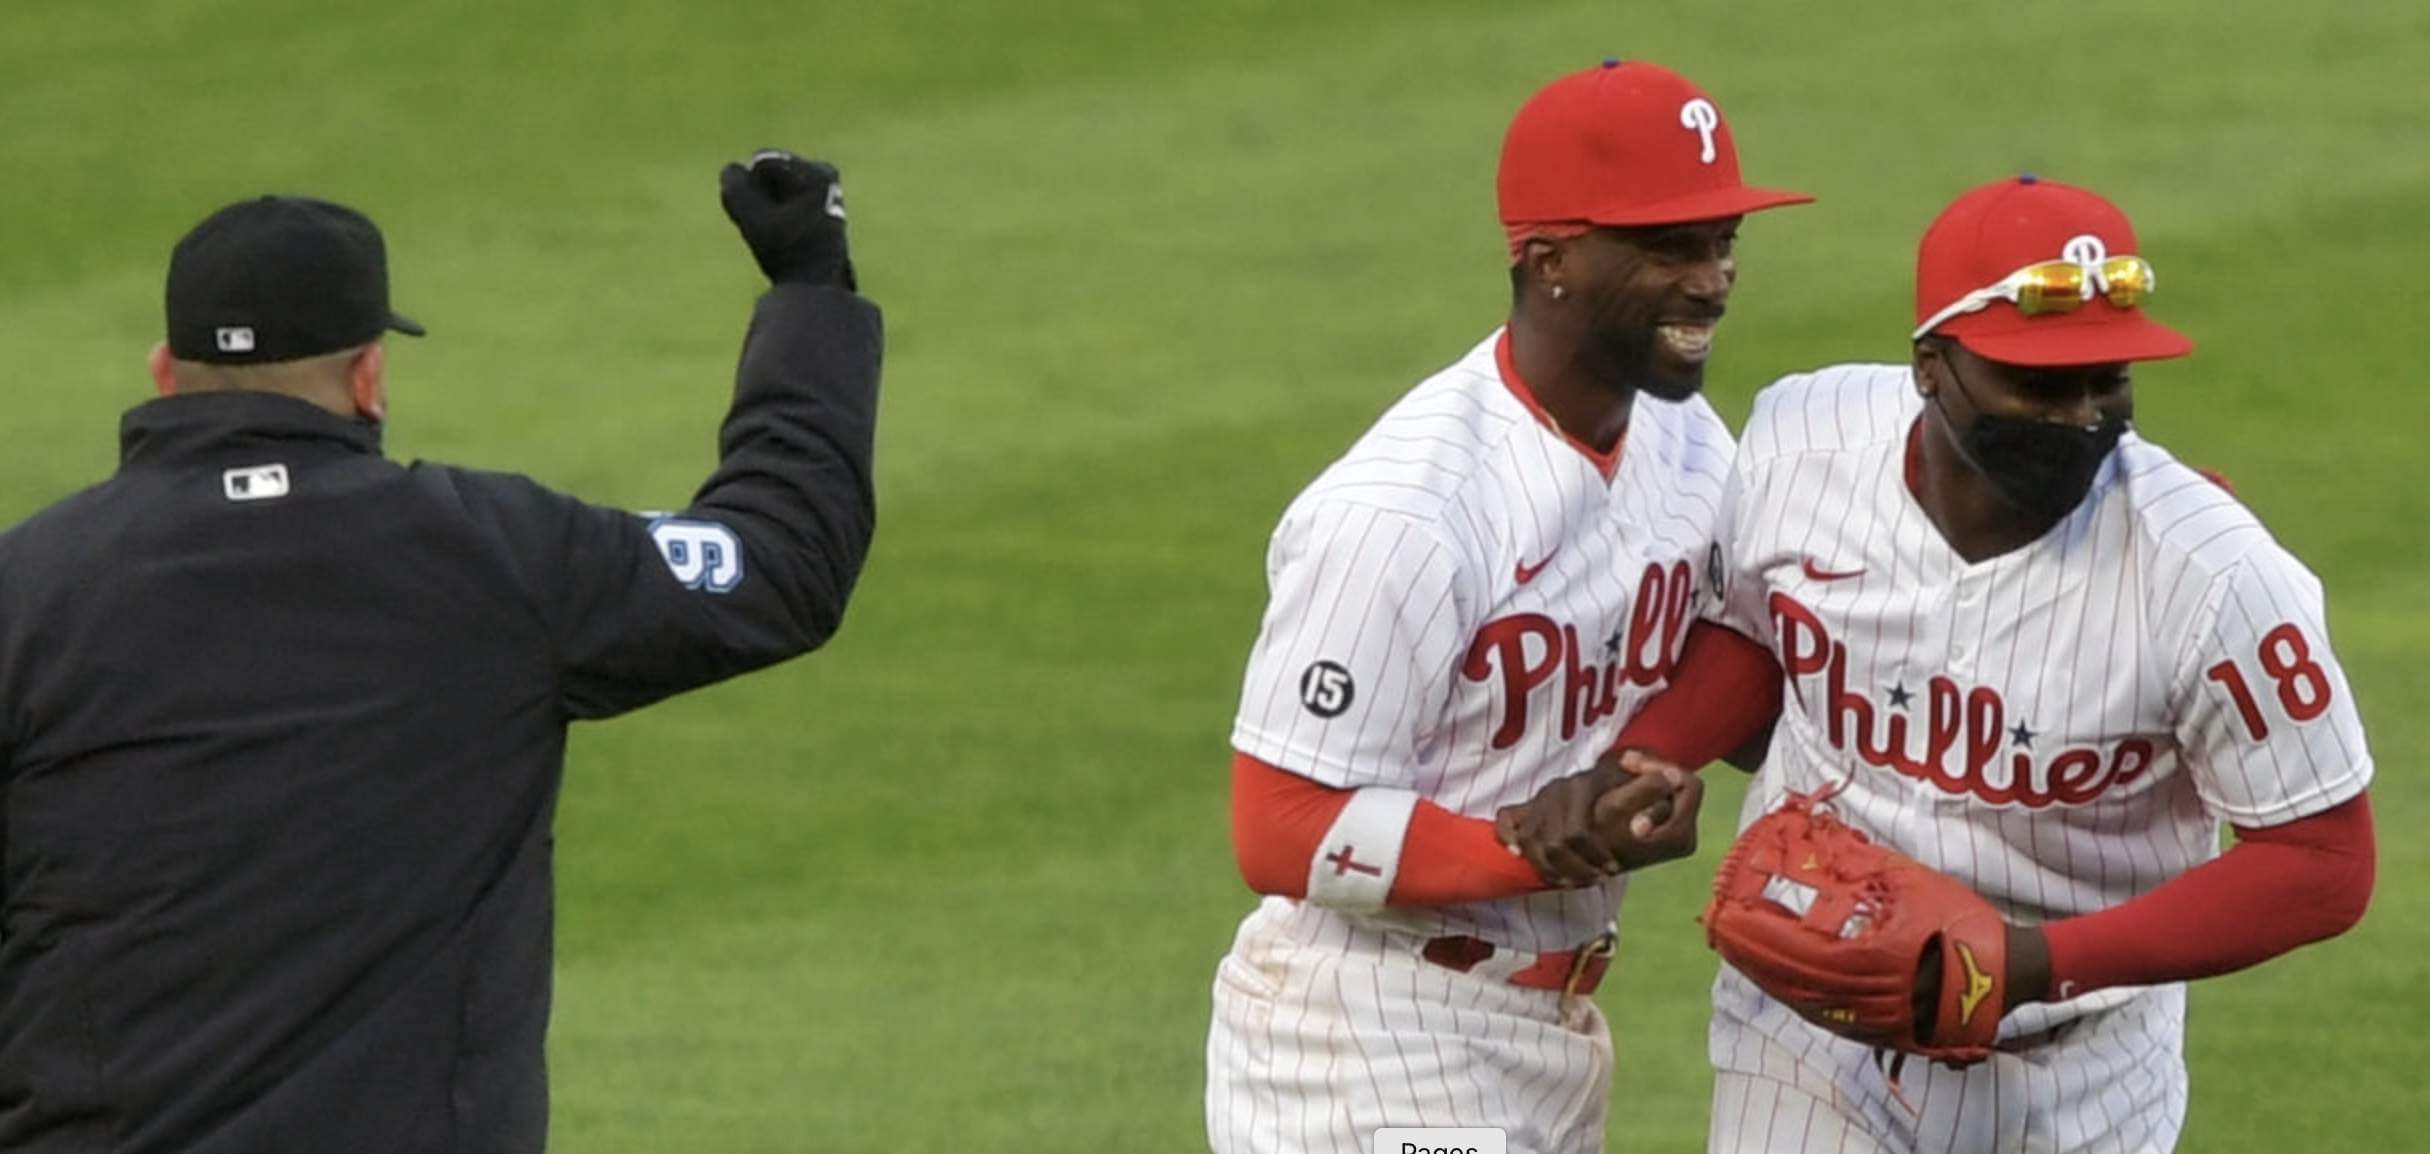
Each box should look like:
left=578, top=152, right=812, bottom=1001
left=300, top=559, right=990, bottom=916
left=1230, top=752, right=1545, bottom=907
left=1611, top=622, right=1784, bottom=770
left=2039, top=793, right=2375, bottom=1000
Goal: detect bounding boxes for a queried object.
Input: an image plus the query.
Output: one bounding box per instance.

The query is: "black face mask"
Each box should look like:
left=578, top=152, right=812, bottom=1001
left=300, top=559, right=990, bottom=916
left=1938, top=357, right=2127, bottom=521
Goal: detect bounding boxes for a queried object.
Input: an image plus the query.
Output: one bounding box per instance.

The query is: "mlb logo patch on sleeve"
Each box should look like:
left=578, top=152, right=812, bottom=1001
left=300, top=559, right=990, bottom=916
left=223, top=463, right=290, bottom=502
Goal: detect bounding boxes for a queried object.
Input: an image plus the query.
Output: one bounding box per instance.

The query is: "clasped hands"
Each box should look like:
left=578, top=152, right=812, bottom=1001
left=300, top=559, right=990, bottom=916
left=1495, top=749, right=1705, bottom=887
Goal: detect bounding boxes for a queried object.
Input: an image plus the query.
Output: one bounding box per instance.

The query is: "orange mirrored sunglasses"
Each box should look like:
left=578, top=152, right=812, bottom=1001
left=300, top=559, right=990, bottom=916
left=1913, top=256, right=2156, bottom=340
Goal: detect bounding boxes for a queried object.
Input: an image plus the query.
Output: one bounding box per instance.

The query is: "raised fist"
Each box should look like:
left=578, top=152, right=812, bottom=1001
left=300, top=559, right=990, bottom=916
left=720, top=149, right=855, bottom=289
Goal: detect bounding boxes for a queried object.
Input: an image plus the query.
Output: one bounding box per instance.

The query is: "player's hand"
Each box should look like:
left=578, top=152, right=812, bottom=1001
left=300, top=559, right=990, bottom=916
left=1497, top=760, right=1628, bottom=886
left=1497, top=750, right=1703, bottom=887
left=720, top=149, right=856, bottom=289
left=1595, top=749, right=1703, bottom=870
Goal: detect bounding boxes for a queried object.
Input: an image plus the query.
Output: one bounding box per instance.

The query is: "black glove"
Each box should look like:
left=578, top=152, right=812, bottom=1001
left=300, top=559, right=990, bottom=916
left=720, top=149, right=855, bottom=290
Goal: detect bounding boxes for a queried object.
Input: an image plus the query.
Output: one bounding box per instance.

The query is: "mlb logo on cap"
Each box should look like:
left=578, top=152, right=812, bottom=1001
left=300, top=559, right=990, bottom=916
left=216, top=326, right=257, bottom=354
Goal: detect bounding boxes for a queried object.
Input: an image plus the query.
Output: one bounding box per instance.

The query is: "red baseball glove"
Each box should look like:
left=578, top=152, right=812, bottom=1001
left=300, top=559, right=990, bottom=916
left=1701, top=790, right=2011, bottom=1065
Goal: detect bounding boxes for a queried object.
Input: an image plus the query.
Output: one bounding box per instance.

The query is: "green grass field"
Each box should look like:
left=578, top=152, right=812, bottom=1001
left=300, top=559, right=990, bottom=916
left=5, top=1, right=2425, bottom=1149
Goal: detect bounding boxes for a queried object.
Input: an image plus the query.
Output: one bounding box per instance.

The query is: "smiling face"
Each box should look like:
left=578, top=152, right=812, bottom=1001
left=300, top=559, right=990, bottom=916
left=1557, top=216, right=1741, bottom=401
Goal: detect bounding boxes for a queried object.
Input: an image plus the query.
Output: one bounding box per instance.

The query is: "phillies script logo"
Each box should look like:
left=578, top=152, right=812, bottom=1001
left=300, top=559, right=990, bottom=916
left=1462, top=560, right=1694, bottom=749
left=1771, top=593, right=2155, bottom=807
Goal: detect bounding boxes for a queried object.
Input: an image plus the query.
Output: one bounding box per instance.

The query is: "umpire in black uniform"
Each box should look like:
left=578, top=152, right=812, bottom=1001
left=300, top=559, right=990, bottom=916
left=0, top=151, right=879, bottom=1152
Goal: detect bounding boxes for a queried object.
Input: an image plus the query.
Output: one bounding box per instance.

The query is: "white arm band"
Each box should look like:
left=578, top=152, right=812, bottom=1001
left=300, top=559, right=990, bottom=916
left=1302, top=787, right=1421, bottom=913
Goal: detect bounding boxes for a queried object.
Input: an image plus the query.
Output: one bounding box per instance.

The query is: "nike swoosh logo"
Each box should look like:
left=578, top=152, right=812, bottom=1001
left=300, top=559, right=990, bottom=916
left=1515, top=549, right=1559, bottom=585
left=1800, top=557, right=1865, bottom=582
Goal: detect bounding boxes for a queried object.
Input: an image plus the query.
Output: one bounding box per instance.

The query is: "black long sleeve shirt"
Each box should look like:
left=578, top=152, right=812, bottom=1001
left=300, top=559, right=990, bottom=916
left=0, top=282, right=880, bottom=1153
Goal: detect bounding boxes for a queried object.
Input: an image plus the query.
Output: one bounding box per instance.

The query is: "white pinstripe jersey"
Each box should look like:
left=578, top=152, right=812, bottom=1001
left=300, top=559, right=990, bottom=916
left=1231, top=328, right=1736, bottom=951
left=1710, top=363, right=2375, bottom=1034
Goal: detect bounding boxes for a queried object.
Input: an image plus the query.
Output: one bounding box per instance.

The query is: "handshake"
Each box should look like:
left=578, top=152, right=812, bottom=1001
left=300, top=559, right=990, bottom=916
left=1496, top=749, right=1705, bottom=886
left=720, top=148, right=857, bottom=291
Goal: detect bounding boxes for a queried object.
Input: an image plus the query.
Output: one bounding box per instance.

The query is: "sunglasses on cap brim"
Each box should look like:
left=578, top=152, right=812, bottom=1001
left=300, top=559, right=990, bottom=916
left=1912, top=256, right=2157, bottom=341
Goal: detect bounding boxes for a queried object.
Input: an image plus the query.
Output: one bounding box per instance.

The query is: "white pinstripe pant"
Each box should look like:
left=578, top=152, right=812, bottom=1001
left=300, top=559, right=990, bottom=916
left=1207, top=899, right=1614, bottom=1154
left=1707, top=970, right=2188, bottom=1153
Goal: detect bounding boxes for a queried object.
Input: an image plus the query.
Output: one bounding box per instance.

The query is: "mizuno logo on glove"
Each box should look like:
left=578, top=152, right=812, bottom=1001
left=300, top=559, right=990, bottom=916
left=1955, top=941, right=1996, bottom=1025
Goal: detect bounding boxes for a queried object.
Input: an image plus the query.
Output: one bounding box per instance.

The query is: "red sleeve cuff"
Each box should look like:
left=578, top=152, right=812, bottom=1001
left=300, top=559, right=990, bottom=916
left=1230, top=752, right=1544, bottom=906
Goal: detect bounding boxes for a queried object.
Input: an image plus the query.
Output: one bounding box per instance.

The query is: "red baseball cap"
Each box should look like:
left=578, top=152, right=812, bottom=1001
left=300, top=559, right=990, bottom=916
left=1914, top=176, right=2192, bottom=366
left=1497, top=59, right=1811, bottom=232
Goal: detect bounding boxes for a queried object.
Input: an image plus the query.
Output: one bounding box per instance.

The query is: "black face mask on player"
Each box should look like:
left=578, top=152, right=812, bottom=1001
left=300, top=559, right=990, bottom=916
left=1937, top=356, right=2127, bottom=522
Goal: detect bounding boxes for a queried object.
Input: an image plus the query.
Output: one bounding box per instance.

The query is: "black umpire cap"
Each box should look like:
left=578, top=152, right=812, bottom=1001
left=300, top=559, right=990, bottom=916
left=165, top=195, right=425, bottom=365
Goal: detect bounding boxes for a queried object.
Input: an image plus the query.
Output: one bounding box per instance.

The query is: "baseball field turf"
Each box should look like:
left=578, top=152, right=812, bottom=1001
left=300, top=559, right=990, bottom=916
left=4, top=1, right=2423, bottom=1149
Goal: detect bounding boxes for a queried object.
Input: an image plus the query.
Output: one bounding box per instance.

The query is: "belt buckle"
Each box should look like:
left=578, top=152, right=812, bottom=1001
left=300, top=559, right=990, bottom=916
left=1561, top=930, right=1617, bottom=1001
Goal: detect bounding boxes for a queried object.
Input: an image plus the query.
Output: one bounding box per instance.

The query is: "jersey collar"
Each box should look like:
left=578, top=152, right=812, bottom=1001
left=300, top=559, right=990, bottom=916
left=1494, top=329, right=1624, bottom=481
left=119, top=391, right=384, bottom=469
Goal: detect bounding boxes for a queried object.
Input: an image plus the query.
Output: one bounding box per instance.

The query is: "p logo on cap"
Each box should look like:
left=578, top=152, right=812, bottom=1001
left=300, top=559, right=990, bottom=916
left=1680, top=98, right=1720, bottom=164
left=2060, top=235, right=2107, bottom=270
left=215, top=326, right=256, bottom=354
